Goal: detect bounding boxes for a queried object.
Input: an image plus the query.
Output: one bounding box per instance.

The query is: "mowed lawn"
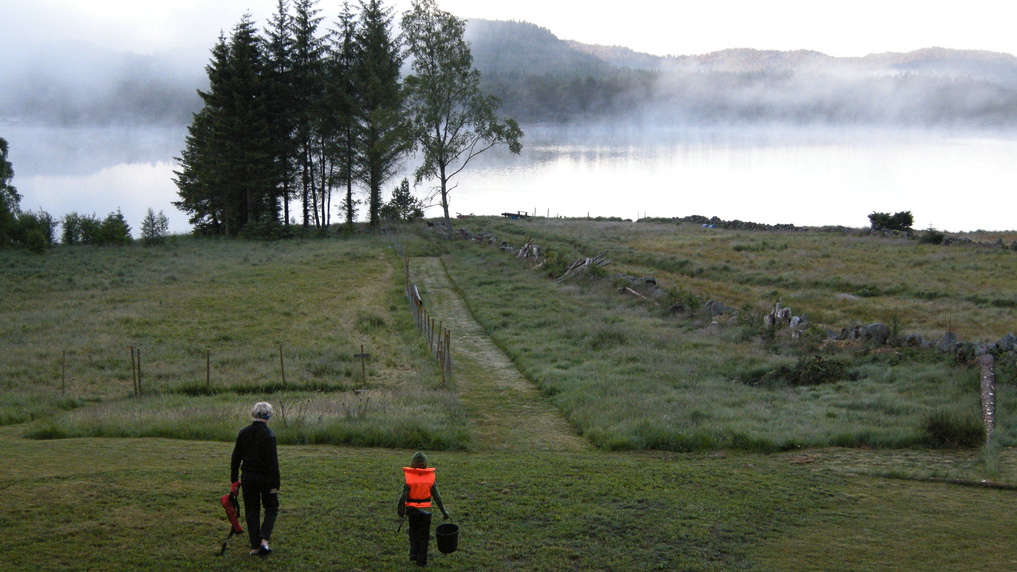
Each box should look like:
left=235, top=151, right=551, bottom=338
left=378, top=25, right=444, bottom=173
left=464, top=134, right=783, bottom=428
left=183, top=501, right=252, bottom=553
left=4, top=433, right=1017, bottom=571
left=3, top=227, right=1017, bottom=570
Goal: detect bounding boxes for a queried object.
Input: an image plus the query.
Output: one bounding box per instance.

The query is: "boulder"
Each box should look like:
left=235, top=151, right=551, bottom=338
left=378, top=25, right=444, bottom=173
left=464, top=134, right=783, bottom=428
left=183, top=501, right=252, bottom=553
left=863, top=323, right=891, bottom=345
left=790, top=313, right=809, bottom=329
left=998, top=333, right=1017, bottom=352
left=900, top=333, right=924, bottom=347
left=704, top=299, right=735, bottom=316
left=937, top=331, right=958, bottom=353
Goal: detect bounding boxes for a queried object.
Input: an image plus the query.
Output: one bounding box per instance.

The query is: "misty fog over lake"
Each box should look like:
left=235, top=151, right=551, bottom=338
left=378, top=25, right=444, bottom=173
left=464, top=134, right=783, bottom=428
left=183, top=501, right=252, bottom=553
left=4, top=122, right=1015, bottom=235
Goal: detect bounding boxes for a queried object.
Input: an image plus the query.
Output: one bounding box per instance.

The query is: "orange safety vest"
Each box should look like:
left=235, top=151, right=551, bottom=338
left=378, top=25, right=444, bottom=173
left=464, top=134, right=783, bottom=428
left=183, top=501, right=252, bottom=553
left=403, top=467, right=436, bottom=508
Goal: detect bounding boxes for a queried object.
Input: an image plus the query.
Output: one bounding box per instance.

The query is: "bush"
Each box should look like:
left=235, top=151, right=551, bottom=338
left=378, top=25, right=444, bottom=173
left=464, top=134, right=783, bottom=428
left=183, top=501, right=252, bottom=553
left=13, top=210, right=56, bottom=252
left=918, top=227, right=945, bottom=245
left=922, top=410, right=983, bottom=448
left=380, top=178, right=424, bottom=222
left=741, top=355, right=849, bottom=387
left=63, top=210, right=132, bottom=246
left=238, top=219, right=293, bottom=240
left=140, top=208, right=170, bottom=245
left=542, top=248, right=575, bottom=279
left=98, top=209, right=132, bottom=245
left=869, top=211, right=914, bottom=232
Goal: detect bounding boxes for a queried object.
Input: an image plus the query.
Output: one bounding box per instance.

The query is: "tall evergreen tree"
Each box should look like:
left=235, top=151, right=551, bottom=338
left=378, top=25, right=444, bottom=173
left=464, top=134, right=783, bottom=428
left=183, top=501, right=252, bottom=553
left=174, top=35, right=230, bottom=234
left=264, top=0, right=299, bottom=226
left=353, top=0, right=409, bottom=230
left=174, top=15, right=277, bottom=236
left=327, top=3, right=361, bottom=227
left=290, top=0, right=327, bottom=228
left=402, top=0, right=522, bottom=234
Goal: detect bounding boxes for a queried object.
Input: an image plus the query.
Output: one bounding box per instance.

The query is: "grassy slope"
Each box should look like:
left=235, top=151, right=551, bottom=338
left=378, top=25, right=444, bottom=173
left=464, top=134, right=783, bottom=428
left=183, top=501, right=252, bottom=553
left=438, top=220, right=1017, bottom=451
left=1, top=237, right=467, bottom=449
left=3, top=226, right=1017, bottom=570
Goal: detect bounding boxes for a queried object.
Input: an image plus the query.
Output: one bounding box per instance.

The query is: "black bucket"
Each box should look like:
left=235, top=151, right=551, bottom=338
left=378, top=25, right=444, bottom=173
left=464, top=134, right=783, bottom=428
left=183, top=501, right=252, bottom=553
left=435, top=523, right=459, bottom=554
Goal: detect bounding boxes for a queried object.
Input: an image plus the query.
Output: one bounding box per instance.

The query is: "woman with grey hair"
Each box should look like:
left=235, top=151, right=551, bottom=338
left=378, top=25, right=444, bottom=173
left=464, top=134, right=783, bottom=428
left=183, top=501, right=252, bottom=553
left=230, top=402, right=280, bottom=556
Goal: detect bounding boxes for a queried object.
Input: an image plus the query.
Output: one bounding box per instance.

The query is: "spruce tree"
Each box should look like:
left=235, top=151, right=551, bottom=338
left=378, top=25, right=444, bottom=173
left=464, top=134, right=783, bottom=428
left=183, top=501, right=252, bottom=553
left=291, top=0, right=327, bottom=228
left=174, top=15, right=277, bottom=236
left=173, top=35, right=230, bottom=234
left=353, top=0, right=409, bottom=230
left=264, top=0, right=299, bottom=226
left=327, top=3, right=361, bottom=227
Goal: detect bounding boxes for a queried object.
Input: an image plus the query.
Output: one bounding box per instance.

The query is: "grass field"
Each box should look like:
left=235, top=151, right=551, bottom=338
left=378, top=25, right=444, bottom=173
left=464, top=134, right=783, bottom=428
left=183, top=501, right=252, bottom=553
left=3, top=221, right=1017, bottom=570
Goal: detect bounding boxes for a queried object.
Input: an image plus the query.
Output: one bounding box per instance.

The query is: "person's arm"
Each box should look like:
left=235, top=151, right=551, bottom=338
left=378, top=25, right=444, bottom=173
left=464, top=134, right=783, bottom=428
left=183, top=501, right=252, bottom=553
left=266, top=431, right=280, bottom=491
left=397, top=484, right=410, bottom=518
left=431, top=484, right=449, bottom=519
left=230, top=434, right=243, bottom=484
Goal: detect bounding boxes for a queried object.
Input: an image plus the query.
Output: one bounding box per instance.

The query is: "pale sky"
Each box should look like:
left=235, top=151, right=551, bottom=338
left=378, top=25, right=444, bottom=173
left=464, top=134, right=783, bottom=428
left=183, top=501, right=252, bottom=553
left=2, top=0, right=1015, bottom=61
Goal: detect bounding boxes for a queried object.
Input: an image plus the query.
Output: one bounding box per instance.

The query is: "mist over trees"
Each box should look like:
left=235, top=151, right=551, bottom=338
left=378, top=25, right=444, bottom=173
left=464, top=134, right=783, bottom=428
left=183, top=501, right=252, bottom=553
left=0, top=137, right=57, bottom=252
left=0, top=43, right=203, bottom=126
left=172, top=1, right=396, bottom=235
left=402, top=0, right=522, bottom=235
left=173, top=0, right=521, bottom=236
left=467, top=20, right=1017, bottom=127
left=5, top=13, right=1017, bottom=130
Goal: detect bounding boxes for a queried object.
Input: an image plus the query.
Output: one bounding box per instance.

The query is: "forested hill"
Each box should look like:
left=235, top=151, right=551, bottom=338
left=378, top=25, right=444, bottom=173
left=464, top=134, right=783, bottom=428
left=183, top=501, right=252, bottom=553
left=4, top=16, right=1017, bottom=128
left=465, top=20, right=609, bottom=76
left=568, top=42, right=1017, bottom=83
left=466, top=19, right=1017, bottom=127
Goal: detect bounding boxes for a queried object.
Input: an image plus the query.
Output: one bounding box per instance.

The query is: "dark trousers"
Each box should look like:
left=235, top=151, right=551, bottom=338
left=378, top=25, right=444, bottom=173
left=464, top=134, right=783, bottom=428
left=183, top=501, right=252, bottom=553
left=242, top=473, right=279, bottom=550
left=407, top=508, right=432, bottom=566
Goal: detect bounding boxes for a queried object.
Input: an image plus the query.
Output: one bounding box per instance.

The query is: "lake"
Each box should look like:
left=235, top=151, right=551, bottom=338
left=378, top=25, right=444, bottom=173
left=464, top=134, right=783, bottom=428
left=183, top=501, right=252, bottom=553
left=4, top=123, right=1016, bottom=236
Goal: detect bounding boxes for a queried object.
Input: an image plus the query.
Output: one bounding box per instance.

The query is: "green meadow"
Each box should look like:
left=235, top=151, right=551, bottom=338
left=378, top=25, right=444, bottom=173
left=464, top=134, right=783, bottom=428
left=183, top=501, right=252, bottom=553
left=3, top=218, right=1017, bottom=571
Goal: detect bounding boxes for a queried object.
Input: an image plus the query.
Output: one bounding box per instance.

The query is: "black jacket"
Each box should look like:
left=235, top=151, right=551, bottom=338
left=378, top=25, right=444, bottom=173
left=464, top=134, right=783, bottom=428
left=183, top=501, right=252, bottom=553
left=230, top=421, right=280, bottom=489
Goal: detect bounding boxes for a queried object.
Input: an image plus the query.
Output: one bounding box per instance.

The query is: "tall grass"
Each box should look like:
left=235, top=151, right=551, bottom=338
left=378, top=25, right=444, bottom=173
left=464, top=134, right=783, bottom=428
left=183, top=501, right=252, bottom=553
left=24, top=390, right=469, bottom=449
left=467, top=217, right=1017, bottom=341
left=1, top=236, right=466, bottom=449
left=441, top=218, right=1014, bottom=451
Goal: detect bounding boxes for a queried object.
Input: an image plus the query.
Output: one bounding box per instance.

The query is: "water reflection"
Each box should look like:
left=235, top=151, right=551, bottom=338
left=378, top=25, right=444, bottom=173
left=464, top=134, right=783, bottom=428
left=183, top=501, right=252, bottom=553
left=5, top=124, right=190, bottom=234
left=448, top=125, right=1017, bottom=232
left=4, top=123, right=1016, bottom=236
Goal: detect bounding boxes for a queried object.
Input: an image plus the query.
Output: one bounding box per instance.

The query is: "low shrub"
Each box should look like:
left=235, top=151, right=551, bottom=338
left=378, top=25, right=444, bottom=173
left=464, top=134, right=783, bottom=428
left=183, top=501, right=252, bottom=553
left=869, top=210, right=914, bottom=232
left=740, top=355, right=849, bottom=387
left=919, top=227, right=946, bottom=245
left=922, top=410, right=984, bottom=448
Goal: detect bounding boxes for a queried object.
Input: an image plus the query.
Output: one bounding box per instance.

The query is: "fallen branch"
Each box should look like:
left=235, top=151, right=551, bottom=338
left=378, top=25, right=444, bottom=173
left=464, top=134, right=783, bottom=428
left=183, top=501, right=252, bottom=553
left=555, top=252, right=611, bottom=282
left=623, top=287, right=651, bottom=301
left=517, top=238, right=539, bottom=259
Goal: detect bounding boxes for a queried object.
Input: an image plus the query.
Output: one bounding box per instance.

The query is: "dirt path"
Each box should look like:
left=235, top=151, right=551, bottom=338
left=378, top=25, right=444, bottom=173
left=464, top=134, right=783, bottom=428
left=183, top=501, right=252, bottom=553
left=410, top=257, right=590, bottom=453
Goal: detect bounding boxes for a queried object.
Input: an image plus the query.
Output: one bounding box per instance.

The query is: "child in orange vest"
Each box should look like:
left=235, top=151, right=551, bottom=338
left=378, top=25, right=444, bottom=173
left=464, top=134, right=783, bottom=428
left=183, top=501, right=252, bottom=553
left=397, top=452, right=450, bottom=567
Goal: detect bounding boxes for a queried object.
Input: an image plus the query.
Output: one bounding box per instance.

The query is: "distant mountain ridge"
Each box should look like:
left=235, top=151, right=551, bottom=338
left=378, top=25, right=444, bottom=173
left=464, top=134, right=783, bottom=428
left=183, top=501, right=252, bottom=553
left=465, top=19, right=1017, bottom=126
left=465, top=18, right=1017, bottom=79
left=567, top=41, right=1017, bottom=85
left=4, top=16, right=1016, bottom=127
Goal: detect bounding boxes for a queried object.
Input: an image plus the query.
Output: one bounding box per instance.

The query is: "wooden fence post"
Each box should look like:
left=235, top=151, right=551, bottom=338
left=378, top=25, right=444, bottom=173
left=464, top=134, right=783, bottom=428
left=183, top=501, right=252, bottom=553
left=445, top=330, right=452, bottom=378
left=279, top=344, right=286, bottom=389
left=354, top=345, right=371, bottom=386
left=136, top=347, right=142, bottom=395
left=130, top=346, right=138, bottom=396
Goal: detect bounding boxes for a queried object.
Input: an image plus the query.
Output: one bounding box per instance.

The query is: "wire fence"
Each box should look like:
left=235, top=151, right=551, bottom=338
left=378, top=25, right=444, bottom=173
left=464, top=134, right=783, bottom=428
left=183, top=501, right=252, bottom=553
left=49, top=343, right=346, bottom=399
left=403, top=251, right=453, bottom=388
